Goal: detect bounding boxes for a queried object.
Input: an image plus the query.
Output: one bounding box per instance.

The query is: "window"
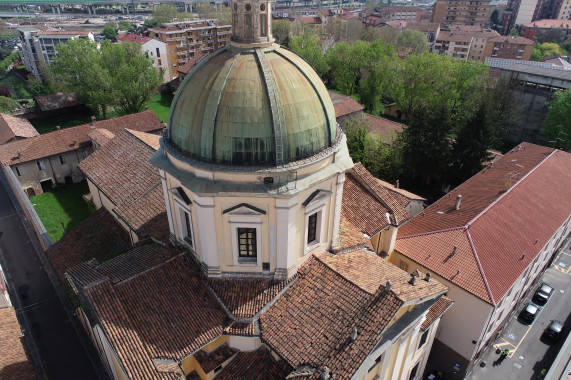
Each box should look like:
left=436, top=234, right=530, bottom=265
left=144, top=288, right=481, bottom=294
left=260, top=14, right=267, bottom=37
left=418, top=330, right=429, bottom=349
left=15, top=166, right=23, bottom=177
left=409, top=362, right=420, bottom=380
left=59, top=155, right=66, bottom=165
left=36, top=161, right=45, bottom=171
left=181, top=209, right=194, bottom=247
left=156, top=47, right=160, bottom=57
left=238, top=228, right=257, bottom=260
left=307, top=212, right=317, bottom=243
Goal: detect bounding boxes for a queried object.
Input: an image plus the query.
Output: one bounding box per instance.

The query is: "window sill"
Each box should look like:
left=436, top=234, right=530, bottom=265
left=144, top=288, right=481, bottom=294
left=238, top=257, right=258, bottom=265
left=305, top=241, right=321, bottom=254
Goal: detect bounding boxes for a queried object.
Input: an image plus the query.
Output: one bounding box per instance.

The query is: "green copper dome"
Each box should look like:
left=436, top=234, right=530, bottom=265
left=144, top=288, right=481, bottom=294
left=166, top=44, right=337, bottom=166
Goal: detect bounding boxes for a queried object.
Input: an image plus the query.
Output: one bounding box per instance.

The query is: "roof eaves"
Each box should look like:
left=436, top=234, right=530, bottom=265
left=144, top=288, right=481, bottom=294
left=396, top=225, right=465, bottom=240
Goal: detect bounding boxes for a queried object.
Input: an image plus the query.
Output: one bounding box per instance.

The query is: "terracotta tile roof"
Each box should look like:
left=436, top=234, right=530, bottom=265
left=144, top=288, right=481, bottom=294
left=73, top=249, right=228, bottom=379
left=406, top=21, right=440, bottom=33
left=87, top=128, right=115, bottom=147
left=448, top=25, right=482, bottom=32
left=420, top=296, right=454, bottom=330
left=396, top=143, right=571, bottom=304
left=193, top=343, right=238, bottom=373
left=177, top=52, right=207, bottom=75
left=34, top=92, right=83, bottom=112
left=436, top=31, right=473, bottom=43
left=260, top=254, right=405, bottom=378
left=319, top=250, right=448, bottom=302
left=0, top=308, right=36, bottom=380
left=79, top=128, right=168, bottom=239
left=0, top=111, right=164, bottom=166
left=523, top=19, right=571, bottom=29
left=215, top=347, right=292, bottom=380
left=342, top=172, right=392, bottom=236
left=328, top=91, right=364, bottom=118
left=296, top=16, right=322, bottom=24
left=207, top=276, right=296, bottom=319
left=343, top=163, right=411, bottom=236
left=337, top=214, right=374, bottom=252
left=46, top=208, right=130, bottom=282
left=375, top=178, right=425, bottom=202
left=119, top=33, right=152, bottom=44
left=364, top=114, right=405, bottom=143
left=128, top=129, right=160, bottom=149
left=223, top=321, right=258, bottom=336
left=488, top=35, right=534, bottom=45
left=0, top=114, right=39, bottom=145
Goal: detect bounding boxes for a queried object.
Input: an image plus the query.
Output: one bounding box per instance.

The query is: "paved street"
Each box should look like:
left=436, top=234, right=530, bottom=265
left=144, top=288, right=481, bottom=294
left=468, top=237, right=571, bottom=380
left=0, top=174, right=102, bottom=379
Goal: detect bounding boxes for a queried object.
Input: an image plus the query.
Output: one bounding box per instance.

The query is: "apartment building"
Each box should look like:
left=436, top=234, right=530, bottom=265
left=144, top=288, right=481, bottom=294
left=522, top=19, right=571, bottom=42
left=149, top=20, right=231, bottom=80
left=432, top=0, right=491, bottom=28
left=483, top=35, right=534, bottom=60
left=119, top=33, right=172, bottom=82
left=17, top=27, right=94, bottom=78
left=468, top=30, right=501, bottom=61
left=375, top=6, right=423, bottom=22
left=435, top=31, right=473, bottom=60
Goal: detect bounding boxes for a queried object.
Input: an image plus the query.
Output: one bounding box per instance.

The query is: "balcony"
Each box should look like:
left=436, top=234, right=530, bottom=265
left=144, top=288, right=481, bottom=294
left=177, top=51, right=187, bottom=56
left=178, top=58, right=187, bottom=63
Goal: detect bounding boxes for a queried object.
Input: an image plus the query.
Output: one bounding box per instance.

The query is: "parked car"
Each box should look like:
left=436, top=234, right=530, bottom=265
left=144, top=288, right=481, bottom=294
left=532, top=283, right=555, bottom=305
left=544, top=320, right=565, bottom=341
left=519, top=303, right=538, bottom=324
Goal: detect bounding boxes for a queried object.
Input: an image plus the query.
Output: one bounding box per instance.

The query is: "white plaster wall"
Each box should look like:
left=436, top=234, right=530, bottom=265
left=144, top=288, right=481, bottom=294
left=226, top=335, right=262, bottom=352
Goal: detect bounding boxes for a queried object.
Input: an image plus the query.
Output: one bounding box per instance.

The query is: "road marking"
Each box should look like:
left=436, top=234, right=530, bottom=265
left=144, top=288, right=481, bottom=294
left=553, top=264, right=571, bottom=274
left=0, top=212, right=17, bottom=221
left=509, top=325, right=532, bottom=357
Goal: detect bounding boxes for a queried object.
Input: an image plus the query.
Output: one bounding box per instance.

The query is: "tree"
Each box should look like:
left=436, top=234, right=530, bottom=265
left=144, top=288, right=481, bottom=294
left=509, top=27, right=519, bottom=36
left=101, top=21, right=117, bottom=39
left=0, top=86, right=10, bottom=98
left=531, top=42, right=564, bottom=61
left=394, top=29, right=429, bottom=57
left=324, top=17, right=347, bottom=42
left=325, top=40, right=370, bottom=95
left=0, top=96, right=18, bottom=113
left=490, top=9, right=500, bottom=26
left=195, top=3, right=231, bottom=24
left=291, top=20, right=304, bottom=36
left=542, top=88, right=571, bottom=151
left=272, top=20, right=291, bottom=45
left=52, top=39, right=163, bottom=118
left=358, top=39, right=396, bottom=112
left=344, top=119, right=376, bottom=166
left=289, top=32, right=328, bottom=78
left=153, top=4, right=179, bottom=25
left=118, top=20, right=131, bottom=31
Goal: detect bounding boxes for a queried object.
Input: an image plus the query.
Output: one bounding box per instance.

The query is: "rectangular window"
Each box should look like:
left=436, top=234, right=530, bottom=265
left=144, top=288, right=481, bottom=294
left=16, top=166, right=23, bottom=177
left=59, top=155, right=66, bottom=165
left=238, top=228, right=257, bottom=259
left=418, top=330, right=429, bottom=349
left=260, top=14, right=267, bottom=37
left=156, top=47, right=160, bottom=57
left=183, top=210, right=193, bottom=247
left=245, top=14, right=253, bottom=39
left=36, top=161, right=45, bottom=171
left=307, top=212, right=317, bottom=243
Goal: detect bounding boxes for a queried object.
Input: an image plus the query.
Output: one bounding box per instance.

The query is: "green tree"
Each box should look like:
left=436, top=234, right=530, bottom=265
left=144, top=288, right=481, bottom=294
left=542, top=88, right=571, bottom=150
left=289, top=32, right=328, bottom=77
left=531, top=44, right=544, bottom=61
left=52, top=39, right=163, bottom=118
left=344, top=119, right=376, bottom=166
left=490, top=9, right=500, bottom=26
left=118, top=20, right=131, bottom=31
left=153, top=4, right=179, bottom=25
left=394, top=29, right=429, bottom=57
left=101, top=21, right=118, bottom=39
left=195, top=3, right=231, bottom=24
left=272, top=20, right=291, bottom=45
left=540, top=42, right=564, bottom=59
left=358, top=39, right=395, bottom=112
left=0, top=96, right=18, bottom=113
left=509, top=27, right=519, bottom=36
left=326, top=40, right=370, bottom=95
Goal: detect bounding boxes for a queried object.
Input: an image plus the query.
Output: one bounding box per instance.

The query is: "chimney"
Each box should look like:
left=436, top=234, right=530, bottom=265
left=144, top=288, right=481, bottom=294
left=350, top=327, right=358, bottom=341
left=145, top=106, right=149, bottom=111
left=425, top=272, right=431, bottom=282
left=455, top=195, right=462, bottom=210
left=17, top=151, right=22, bottom=158
left=450, top=245, right=458, bottom=258
left=395, top=179, right=400, bottom=188
left=56, top=126, right=61, bottom=130
left=409, top=276, right=417, bottom=286
left=384, top=280, right=392, bottom=294
left=456, top=268, right=461, bottom=276
left=90, top=116, right=96, bottom=127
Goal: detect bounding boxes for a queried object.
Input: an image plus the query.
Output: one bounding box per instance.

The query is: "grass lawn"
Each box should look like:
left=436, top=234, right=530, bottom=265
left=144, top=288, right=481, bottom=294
left=146, top=92, right=173, bottom=123
left=29, top=114, right=94, bottom=135
left=30, top=181, right=93, bottom=242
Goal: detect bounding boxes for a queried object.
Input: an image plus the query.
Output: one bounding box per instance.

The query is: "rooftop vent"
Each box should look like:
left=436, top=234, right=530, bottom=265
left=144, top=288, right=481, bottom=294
left=395, top=179, right=400, bottom=188
left=456, top=268, right=461, bottom=276
left=320, top=366, right=331, bottom=380
left=455, top=195, right=462, bottom=210
left=450, top=245, right=458, bottom=258
left=409, top=276, right=417, bottom=286
left=350, top=327, right=358, bottom=341
left=90, top=115, right=96, bottom=127
left=56, top=126, right=61, bottom=130
left=425, top=272, right=431, bottom=282
left=384, top=280, right=392, bottom=294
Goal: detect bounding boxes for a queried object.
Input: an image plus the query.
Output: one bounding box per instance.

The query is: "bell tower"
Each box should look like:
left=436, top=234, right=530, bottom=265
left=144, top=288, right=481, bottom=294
left=231, top=0, right=274, bottom=45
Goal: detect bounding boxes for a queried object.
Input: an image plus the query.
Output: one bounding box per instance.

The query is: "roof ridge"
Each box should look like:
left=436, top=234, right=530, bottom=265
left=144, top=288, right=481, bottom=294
left=465, top=229, right=495, bottom=305
left=396, top=226, right=465, bottom=240
left=466, top=148, right=558, bottom=228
